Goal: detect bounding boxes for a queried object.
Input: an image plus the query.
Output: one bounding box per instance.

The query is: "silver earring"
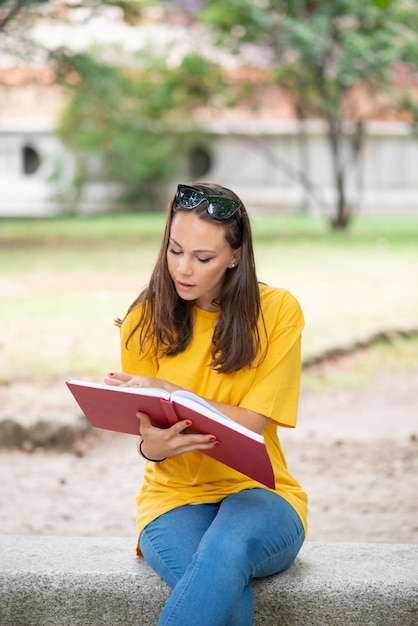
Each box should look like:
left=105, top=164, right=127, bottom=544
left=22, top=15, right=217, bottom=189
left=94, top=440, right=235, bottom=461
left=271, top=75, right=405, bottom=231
left=230, top=263, right=235, bottom=268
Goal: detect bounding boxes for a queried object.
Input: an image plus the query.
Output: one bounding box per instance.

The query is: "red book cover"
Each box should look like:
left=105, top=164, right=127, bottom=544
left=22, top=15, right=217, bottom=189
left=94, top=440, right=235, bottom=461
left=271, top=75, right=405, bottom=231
left=66, top=379, right=275, bottom=488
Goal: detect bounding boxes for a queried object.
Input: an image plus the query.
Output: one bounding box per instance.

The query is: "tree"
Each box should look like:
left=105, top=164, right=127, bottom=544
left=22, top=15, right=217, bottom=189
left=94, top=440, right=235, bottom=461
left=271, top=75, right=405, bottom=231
left=5, top=1, right=418, bottom=219
left=0, top=1, right=148, bottom=62
left=1, top=0, right=231, bottom=211
left=0, top=0, right=147, bottom=31
left=0, top=0, right=35, bottom=32
left=53, top=47, right=229, bottom=210
left=198, top=0, right=417, bottom=228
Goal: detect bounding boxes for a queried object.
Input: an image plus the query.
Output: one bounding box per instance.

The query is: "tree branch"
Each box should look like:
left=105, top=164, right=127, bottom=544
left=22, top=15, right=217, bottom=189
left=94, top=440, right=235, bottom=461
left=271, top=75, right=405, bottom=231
left=0, top=0, right=31, bottom=32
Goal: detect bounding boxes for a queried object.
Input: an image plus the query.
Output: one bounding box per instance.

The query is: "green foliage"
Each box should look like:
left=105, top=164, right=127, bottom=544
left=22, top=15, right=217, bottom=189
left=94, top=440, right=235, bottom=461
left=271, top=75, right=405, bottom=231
left=200, top=0, right=418, bottom=228
left=0, top=1, right=149, bottom=35
left=54, top=47, right=225, bottom=210
left=203, top=0, right=402, bottom=119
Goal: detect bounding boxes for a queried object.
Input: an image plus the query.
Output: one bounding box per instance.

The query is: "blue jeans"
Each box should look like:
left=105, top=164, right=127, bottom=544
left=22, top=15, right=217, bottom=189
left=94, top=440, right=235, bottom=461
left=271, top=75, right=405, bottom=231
left=139, top=488, right=305, bottom=626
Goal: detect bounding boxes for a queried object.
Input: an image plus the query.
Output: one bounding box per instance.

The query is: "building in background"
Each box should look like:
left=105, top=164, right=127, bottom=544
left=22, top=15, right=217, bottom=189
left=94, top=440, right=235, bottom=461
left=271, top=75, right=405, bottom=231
left=1, top=6, right=418, bottom=217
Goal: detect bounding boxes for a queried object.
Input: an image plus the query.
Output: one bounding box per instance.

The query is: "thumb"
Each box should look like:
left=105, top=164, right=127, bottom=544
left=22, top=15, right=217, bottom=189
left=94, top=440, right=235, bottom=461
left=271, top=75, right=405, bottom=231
left=136, top=412, right=152, bottom=436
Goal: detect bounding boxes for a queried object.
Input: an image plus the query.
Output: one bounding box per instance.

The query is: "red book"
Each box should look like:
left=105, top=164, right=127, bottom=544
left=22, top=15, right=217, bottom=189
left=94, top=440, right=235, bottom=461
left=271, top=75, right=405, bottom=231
left=66, top=379, right=275, bottom=489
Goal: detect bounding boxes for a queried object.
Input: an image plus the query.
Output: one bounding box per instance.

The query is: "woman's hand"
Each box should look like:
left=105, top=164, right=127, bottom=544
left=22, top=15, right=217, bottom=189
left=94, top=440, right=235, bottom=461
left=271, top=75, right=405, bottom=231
left=137, top=413, right=219, bottom=461
left=104, top=371, right=180, bottom=394
left=104, top=372, right=220, bottom=460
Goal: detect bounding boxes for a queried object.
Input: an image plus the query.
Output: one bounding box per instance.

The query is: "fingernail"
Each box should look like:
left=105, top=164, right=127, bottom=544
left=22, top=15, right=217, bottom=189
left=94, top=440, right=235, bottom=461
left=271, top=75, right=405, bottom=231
left=185, top=420, right=192, bottom=427
left=209, top=436, right=216, bottom=442
left=108, top=372, right=114, bottom=377
left=213, top=442, right=220, bottom=447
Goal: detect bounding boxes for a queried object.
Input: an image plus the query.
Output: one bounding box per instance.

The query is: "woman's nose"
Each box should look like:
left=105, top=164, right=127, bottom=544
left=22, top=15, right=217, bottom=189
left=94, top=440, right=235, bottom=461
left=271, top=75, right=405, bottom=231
left=177, top=256, right=193, bottom=275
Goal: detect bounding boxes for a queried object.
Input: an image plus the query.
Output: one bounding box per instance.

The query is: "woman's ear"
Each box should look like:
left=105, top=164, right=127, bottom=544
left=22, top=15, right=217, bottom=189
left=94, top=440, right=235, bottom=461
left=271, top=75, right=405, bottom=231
left=230, top=248, right=241, bottom=268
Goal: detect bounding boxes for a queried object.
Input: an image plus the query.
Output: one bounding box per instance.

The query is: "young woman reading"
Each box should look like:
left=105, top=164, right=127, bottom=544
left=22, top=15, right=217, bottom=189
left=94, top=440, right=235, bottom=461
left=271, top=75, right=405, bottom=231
left=105, top=182, right=307, bottom=626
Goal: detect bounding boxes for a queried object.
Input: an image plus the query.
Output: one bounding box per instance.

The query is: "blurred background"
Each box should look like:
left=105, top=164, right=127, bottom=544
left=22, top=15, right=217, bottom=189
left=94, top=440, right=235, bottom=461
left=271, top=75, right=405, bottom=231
left=0, top=1, right=417, bottom=543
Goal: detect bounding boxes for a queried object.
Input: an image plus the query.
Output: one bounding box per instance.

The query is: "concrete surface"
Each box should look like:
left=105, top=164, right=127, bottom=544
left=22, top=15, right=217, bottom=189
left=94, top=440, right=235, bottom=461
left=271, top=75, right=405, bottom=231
left=0, top=536, right=417, bottom=625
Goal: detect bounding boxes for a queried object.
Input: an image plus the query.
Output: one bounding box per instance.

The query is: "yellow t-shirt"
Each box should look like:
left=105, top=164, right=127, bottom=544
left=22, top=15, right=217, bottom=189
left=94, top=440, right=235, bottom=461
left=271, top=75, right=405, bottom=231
left=120, top=284, right=308, bottom=539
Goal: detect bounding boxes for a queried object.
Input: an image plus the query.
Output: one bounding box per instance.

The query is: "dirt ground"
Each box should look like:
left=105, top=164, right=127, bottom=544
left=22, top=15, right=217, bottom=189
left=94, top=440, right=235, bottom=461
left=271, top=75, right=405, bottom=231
left=0, top=367, right=417, bottom=544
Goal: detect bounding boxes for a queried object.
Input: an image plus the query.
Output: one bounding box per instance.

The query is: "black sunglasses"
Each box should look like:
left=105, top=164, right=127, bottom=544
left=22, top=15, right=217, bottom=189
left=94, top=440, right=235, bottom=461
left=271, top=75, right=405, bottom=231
left=175, top=184, right=241, bottom=221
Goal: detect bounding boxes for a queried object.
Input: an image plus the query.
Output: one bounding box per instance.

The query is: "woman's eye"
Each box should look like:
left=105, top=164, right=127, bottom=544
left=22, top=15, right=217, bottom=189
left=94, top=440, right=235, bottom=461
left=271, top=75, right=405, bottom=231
left=197, top=257, right=211, bottom=264
left=169, top=248, right=181, bottom=256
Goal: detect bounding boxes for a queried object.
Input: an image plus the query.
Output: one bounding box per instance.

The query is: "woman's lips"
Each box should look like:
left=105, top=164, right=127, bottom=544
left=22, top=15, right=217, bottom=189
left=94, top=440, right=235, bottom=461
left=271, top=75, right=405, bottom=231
left=176, top=280, right=195, bottom=292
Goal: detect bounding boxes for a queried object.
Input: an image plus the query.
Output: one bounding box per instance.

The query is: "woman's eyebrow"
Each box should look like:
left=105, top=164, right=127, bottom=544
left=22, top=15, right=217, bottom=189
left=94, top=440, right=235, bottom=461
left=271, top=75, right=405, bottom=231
left=169, top=236, right=217, bottom=254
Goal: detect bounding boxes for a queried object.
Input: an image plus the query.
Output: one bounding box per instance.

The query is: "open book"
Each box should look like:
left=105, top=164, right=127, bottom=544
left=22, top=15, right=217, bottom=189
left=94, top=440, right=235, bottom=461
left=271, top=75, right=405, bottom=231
left=66, top=379, right=275, bottom=488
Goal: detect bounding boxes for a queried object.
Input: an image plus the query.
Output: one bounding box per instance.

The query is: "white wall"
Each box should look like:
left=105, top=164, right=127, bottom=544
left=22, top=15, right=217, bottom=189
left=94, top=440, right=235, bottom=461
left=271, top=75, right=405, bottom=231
left=1, top=118, right=417, bottom=216
left=0, top=119, right=72, bottom=217
left=0, top=119, right=119, bottom=217
left=205, top=119, right=418, bottom=216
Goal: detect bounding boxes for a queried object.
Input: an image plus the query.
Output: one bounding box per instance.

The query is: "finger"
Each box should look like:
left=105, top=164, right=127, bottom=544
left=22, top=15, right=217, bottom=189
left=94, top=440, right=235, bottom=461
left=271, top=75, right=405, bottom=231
left=104, top=372, right=132, bottom=386
left=172, top=420, right=220, bottom=449
left=172, top=433, right=221, bottom=455
left=174, top=419, right=217, bottom=440
left=177, top=419, right=193, bottom=434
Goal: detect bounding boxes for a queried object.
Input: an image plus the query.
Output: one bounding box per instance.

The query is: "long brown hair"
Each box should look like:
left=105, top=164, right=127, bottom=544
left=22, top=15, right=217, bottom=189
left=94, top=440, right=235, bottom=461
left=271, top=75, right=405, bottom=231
left=117, top=181, right=263, bottom=373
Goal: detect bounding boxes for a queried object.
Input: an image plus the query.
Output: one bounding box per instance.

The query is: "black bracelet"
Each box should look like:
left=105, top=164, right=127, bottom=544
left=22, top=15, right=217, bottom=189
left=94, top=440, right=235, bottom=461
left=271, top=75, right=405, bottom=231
left=138, top=439, right=167, bottom=463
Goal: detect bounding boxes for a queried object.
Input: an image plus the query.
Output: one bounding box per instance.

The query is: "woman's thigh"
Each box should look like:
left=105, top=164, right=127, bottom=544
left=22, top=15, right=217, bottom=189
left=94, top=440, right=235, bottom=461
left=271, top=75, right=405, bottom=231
left=204, top=489, right=305, bottom=578
left=140, top=490, right=304, bottom=586
left=139, top=503, right=220, bottom=588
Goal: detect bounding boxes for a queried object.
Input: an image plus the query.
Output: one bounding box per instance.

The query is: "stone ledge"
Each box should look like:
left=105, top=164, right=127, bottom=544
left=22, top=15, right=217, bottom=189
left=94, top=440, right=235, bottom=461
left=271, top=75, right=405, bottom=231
left=0, top=536, right=417, bottom=626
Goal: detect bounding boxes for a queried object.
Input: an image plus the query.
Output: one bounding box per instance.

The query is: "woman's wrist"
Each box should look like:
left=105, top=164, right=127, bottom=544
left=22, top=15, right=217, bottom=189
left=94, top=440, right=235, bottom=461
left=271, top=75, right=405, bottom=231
left=137, top=439, right=167, bottom=463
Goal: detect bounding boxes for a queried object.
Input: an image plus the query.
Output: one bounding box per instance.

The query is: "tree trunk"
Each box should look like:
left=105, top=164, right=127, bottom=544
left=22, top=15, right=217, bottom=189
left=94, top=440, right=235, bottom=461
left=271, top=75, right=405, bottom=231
left=327, top=118, right=351, bottom=229
left=295, top=106, right=311, bottom=214
left=0, top=0, right=28, bottom=32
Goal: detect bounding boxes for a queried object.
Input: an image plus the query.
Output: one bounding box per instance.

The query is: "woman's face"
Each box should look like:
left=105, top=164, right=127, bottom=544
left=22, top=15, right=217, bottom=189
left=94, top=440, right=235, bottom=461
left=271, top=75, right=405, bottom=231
left=167, top=211, right=240, bottom=311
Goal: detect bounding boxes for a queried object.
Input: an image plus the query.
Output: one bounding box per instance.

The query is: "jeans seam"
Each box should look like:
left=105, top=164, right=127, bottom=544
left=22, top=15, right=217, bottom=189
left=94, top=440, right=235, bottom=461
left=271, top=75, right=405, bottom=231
left=162, top=532, right=210, bottom=626
left=140, top=530, right=179, bottom=590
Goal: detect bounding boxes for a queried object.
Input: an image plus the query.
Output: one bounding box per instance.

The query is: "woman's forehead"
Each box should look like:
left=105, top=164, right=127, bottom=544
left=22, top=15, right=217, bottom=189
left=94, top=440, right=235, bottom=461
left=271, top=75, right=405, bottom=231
left=170, top=212, right=229, bottom=250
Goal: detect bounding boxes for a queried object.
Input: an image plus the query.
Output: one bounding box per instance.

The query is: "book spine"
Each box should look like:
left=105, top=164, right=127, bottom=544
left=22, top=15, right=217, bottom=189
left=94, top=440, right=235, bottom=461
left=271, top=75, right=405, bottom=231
left=160, top=399, right=179, bottom=426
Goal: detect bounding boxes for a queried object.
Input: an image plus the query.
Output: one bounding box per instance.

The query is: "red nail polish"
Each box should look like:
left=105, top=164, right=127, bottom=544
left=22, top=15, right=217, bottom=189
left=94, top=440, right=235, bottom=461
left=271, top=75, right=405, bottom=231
left=213, top=442, right=220, bottom=447
left=209, top=436, right=216, bottom=441
left=185, top=420, right=192, bottom=427
left=108, top=372, right=114, bottom=377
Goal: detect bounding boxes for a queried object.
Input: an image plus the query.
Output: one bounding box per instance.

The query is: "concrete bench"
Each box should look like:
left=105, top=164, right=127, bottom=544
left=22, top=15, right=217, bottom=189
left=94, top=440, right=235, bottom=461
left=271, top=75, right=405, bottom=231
left=0, top=536, right=416, bottom=625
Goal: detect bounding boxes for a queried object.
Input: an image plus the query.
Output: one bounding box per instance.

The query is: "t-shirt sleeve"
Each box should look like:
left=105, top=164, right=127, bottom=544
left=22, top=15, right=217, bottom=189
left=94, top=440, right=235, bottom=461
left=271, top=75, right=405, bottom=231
left=120, top=307, right=158, bottom=377
left=239, top=289, right=304, bottom=428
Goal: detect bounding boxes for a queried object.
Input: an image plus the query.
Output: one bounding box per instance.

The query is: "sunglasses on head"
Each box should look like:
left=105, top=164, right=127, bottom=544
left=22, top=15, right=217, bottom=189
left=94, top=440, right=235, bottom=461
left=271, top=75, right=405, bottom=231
left=175, top=184, right=241, bottom=221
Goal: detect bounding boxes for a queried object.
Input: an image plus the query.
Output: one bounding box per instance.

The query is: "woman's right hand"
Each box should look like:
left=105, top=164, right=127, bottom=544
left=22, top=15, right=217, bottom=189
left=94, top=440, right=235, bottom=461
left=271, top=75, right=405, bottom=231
left=137, top=413, right=220, bottom=461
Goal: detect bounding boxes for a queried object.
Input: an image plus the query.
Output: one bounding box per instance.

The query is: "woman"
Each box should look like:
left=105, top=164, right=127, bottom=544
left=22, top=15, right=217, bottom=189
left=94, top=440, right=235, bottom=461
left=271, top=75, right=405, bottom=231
left=106, top=182, right=307, bottom=626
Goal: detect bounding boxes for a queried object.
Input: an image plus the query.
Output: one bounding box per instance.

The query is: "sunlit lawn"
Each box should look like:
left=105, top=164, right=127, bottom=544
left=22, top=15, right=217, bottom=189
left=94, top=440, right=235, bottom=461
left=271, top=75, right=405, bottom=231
left=1, top=213, right=417, bottom=384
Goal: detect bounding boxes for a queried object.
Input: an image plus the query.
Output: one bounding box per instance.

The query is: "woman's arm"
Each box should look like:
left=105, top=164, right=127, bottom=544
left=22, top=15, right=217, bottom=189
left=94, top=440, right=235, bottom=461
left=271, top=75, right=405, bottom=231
left=206, top=400, right=269, bottom=434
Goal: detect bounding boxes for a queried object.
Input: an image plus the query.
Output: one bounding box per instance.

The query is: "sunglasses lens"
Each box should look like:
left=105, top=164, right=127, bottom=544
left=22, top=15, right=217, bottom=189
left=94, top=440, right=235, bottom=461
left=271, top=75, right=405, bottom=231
left=177, top=187, right=205, bottom=209
left=176, top=185, right=241, bottom=221
left=207, top=198, right=240, bottom=220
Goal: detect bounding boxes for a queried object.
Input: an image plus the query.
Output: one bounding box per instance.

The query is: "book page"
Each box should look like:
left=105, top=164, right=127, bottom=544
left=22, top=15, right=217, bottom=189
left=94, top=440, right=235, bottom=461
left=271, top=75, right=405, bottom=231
left=172, top=391, right=263, bottom=443
left=172, top=389, right=230, bottom=419
left=68, top=380, right=171, bottom=401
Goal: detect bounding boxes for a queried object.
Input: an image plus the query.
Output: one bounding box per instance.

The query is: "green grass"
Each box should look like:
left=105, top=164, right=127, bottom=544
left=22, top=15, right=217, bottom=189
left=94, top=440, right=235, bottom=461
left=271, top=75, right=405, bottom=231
left=0, top=213, right=417, bottom=384
left=1, top=212, right=418, bottom=246
left=252, top=213, right=418, bottom=248
left=0, top=213, right=167, bottom=245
